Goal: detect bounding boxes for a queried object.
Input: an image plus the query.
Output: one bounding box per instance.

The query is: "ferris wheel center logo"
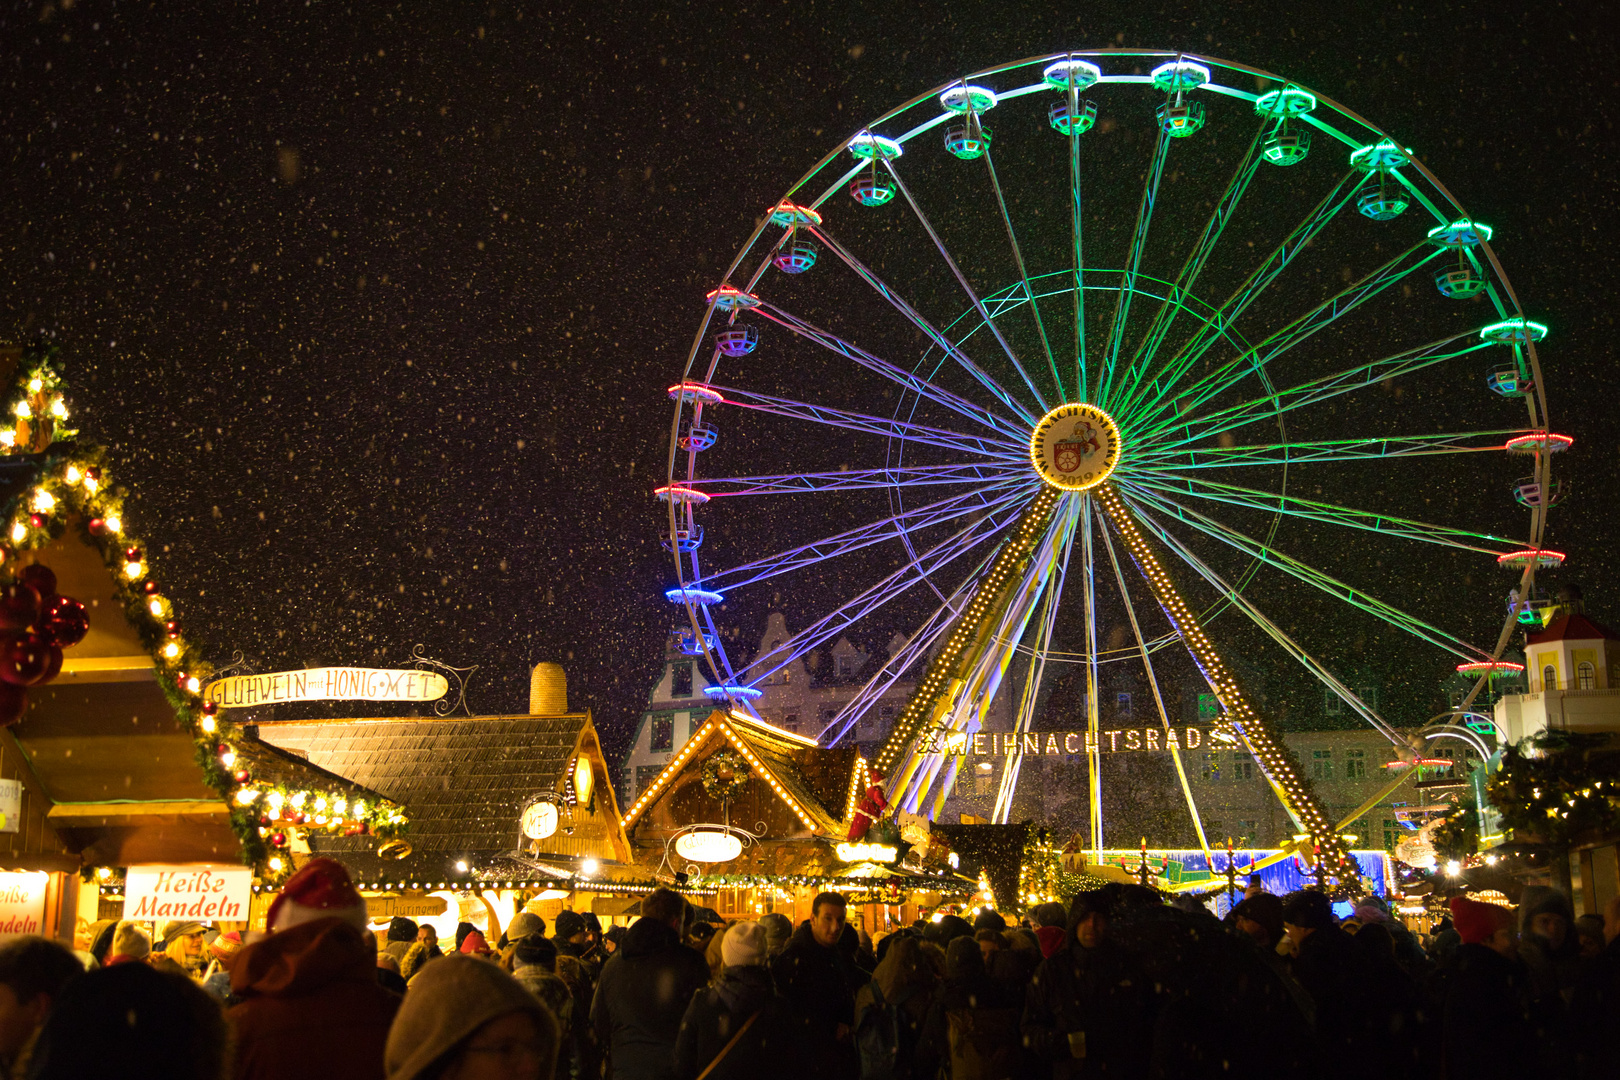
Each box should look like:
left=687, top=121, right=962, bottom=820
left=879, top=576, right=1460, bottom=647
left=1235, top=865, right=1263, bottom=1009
left=1031, top=404, right=1121, bottom=491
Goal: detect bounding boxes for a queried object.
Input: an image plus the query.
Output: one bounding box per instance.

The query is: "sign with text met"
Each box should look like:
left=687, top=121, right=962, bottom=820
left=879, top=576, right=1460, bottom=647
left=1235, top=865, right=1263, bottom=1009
left=206, top=667, right=448, bottom=709
left=123, top=865, right=253, bottom=922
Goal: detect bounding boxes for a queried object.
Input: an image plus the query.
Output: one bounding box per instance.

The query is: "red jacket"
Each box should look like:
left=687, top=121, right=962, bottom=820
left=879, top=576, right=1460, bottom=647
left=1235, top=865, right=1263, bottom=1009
left=228, top=918, right=401, bottom=1080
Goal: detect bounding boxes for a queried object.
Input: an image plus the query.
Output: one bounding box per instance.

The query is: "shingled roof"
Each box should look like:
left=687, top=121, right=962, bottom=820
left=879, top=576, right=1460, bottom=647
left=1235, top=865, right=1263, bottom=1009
left=255, top=712, right=628, bottom=883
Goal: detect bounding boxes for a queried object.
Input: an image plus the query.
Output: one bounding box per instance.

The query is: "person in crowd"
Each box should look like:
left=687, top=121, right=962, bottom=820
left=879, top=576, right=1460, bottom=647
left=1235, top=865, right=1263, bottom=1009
left=590, top=887, right=710, bottom=1080
left=554, top=910, right=589, bottom=960
left=1574, top=913, right=1607, bottom=959
left=0, top=937, right=84, bottom=1079
left=202, top=930, right=244, bottom=1002
left=972, top=909, right=1007, bottom=934
left=511, top=936, right=576, bottom=1078
left=702, top=924, right=726, bottom=981
left=385, top=953, right=559, bottom=1080
left=384, top=918, right=418, bottom=967
left=853, top=933, right=939, bottom=1080
left=1518, top=885, right=1581, bottom=1005
left=227, top=857, right=401, bottom=1080
left=459, top=929, right=492, bottom=958
left=932, top=914, right=973, bottom=948
left=973, top=929, right=1005, bottom=968
left=674, top=921, right=803, bottom=1080
left=401, top=940, right=436, bottom=984
left=415, top=923, right=444, bottom=959
left=1441, top=895, right=1541, bottom=1080
left=1022, top=887, right=1154, bottom=1079
left=688, top=921, right=717, bottom=958
left=27, top=961, right=227, bottom=1080
left=161, top=921, right=209, bottom=977
left=1570, top=894, right=1620, bottom=1080
left=1428, top=915, right=1461, bottom=963
left=376, top=954, right=408, bottom=996
left=757, top=912, right=791, bottom=959
left=580, top=912, right=607, bottom=969
left=453, top=922, right=478, bottom=953
left=1352, top=895, right=1426, bottom=971
left=1281, top=889, right=1378, bottom=1077
left=1231, top=892, right=1285, bottom=951
left=1029, top=902, right=1068, bottom=959
left=918, top=935, right=1022, bottom=1080
left=557, top=954, right=600, bottom=1080
left=507, top=911, right=546, bottom=946
left=1350, top=922, right=1424, bottom=1079
left=106, top=921, right=151, bottom=966
left=603, top=925, right=628, bottom=956
left=772, top=891, right=863, bottom=1079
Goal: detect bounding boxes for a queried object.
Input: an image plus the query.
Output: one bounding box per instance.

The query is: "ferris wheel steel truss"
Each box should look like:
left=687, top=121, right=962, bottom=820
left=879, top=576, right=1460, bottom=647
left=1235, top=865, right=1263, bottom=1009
left=659, top=50, right=1556, bottom=885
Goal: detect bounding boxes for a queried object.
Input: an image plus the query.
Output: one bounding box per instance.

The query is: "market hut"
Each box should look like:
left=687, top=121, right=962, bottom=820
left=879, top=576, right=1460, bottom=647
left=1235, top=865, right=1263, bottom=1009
left=621, top=708, right=974, bottom=932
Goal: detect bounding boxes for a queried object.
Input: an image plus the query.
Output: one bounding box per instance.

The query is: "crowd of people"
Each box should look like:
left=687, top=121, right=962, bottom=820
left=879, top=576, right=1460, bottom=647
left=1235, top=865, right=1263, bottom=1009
left=0, top=855, right=1616, bottom=1080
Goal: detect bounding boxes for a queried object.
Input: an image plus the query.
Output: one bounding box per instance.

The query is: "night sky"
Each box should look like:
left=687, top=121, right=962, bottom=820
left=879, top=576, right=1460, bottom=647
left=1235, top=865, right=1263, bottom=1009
left=2, top=1, right=1614, bottom=768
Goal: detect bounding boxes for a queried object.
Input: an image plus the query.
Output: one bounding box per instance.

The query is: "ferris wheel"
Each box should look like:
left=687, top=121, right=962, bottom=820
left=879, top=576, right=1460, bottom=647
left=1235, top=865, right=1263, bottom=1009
left=659, top=50, right=1557, bottom=882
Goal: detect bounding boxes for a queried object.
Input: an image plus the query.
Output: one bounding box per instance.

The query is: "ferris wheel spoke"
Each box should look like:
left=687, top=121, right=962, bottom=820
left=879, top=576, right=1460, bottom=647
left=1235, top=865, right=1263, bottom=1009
left=1116, top=169, right=1366, bottom=424
left=1129, top=429, right=1534, bottom=471
left=1140, top=330, right=1491, bottom=448
left=691, top=462, right=1023, bottom=498
left=693, top=483, right=1033, bottom=595
left=1095, top=125, right=1173, bottom=409
left=805, top=225, right=1043, bottom=427
left=980, top=145, right=1063, bottom=401
left=714, top=385, right=1026, bottom=460
left=751, top=300, right=1030, bottom=441
left=1110, top=119, right=1268, bottom=412
left=879, top=158, right=1052, bottom=416
left=1118, top=499, right=1406, bottom=744
left=1117, top=482, right=1489, bottom=660
left=1126, top=473, right=1518, bottom=553
left=734, top=498, right=1030, bottom=686
left=1161, top=240, right=1448, bottom=420
left=1067, top=73, right=1088, bottom=403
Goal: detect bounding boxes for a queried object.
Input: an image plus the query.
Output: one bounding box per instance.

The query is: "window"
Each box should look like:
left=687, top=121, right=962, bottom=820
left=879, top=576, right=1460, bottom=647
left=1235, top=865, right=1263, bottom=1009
left=650, top=715, right=674, bottom=752
left=671, top=662, right=693, bottom=698
left=1324, top=691, right=1343, bottom=716
left=1578, top=661, right=1595, bottom=690
left=973, top=773, right=993, bottom=796
left=1357, top=687, right=1379, bottom=709
left=1232, top=753, right=1255, bottom=781
left=1311, top=748, right=1333, bottom=780
left=836, top=654, right=858, bottom=677
left=878, top=704, right=898, bottom=723
left=1382, top=818, right=1400, bottom=852
left=820, top=705, right=840, bottom=723
left=1197, top=693, right=1220, bottom=721
left=1116, top=692, right=1133, bottom=720
left=636, top=764, right=663, bottom=796
left=687, top=713, right=703, bottom=739
left=1541, top=664, right=1557, bottom=692
left=1344, top=749, right=1366, bottom=779
left=782, top=713, right=799, bottom=733
left=1200, top=752, right=1221, bottom=782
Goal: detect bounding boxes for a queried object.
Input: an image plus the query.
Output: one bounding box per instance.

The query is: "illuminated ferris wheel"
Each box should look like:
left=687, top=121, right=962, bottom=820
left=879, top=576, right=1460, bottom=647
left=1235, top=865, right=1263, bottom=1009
left=659, top=50, right=1557, bottom=882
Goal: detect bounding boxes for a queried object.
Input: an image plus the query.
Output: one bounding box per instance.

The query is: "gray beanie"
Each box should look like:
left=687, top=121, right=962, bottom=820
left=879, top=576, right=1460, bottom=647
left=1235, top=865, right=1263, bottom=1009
left=721, top=921, right=768, bottom=968
left=507, top=911, right=546, bottom=942
left=758, top=912, right=793, bottom=956
left=385, top=954, right=558, bottom=1080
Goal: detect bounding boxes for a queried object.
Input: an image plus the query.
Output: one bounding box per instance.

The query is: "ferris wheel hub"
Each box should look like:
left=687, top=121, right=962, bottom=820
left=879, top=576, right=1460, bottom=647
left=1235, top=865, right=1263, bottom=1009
left=1030, top=403, right=1122, bottom=491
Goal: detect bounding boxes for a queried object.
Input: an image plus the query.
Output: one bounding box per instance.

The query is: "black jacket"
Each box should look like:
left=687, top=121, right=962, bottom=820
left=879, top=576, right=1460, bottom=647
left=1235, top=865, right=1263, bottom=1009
left=1440, top=943, right=1542, bottom=1080
left=590, top=917, right=710, bottom=1080
left=1290, top=923, right=1378, bottom=1078
left=771, top=921, right=864, bottom=1079
left=673, top=964, right=805, bottom=1080
left=1021, top=937, right=1152, bottom=1079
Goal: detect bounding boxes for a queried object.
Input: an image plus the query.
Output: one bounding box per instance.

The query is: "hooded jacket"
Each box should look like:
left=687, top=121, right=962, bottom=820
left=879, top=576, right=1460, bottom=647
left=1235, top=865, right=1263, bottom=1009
left=589, top=916, right=710, bottom=1080
left=227, top=917, right=401, bottom=1080
left=673, top=963, right=804, bottom=1080
left=1021, top=920, right=1152, bottom=1080
left=1441, top=943, right=1542, bottom=1080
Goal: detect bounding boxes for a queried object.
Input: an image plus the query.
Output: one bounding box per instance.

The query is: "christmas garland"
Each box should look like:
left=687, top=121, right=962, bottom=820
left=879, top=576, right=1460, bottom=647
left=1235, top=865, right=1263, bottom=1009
left=0, top=350, right=408, bottom=882
left=700, top=750, right=749, bottom=802
left=1486, top=730, right=1620, bottom=848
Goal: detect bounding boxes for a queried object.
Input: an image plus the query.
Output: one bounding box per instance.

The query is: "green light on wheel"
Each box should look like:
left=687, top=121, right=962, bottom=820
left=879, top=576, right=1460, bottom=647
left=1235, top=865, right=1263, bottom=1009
left=1254, top=85, right=1317, bottom=117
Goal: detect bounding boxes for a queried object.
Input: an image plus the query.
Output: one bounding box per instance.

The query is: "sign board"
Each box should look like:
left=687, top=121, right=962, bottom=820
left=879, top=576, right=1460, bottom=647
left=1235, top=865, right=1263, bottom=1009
left=205, top=668, right=448, bottom=709
left=521, top=802, right=559, bottom=841
left=0, top=872, right=48, bottom=938
left=0, top=779, right=19, bottom=834
left=943, top=727, right=1211, bottom=756
left=364, top=895, right=449, bottom=920
left=675, top=831, right=742, bottom=863
left=123, top=865, right=253, bottom=922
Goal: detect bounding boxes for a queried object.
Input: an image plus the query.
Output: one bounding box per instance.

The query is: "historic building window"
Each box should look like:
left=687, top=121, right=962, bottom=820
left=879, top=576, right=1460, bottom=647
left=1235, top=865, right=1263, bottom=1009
left=650, top=715, right=674, bottom=752
left=1543, top=665, right=1557, bottom=692
left=1200, top=752, right=1221, bottom=782
left=1311, top=748, right=1333, bottom=780
left=671, top=662, right=693, bottom=698
left=1344, top=749, right=1366, bottom=779
left=1578, top=661, right=1595, bottom=690
left=1231, top=753, right=1255, bottom=781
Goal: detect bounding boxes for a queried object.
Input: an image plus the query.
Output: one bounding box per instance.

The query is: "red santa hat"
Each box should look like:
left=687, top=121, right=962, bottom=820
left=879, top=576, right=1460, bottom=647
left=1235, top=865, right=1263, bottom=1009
left=1449, top=895, right=1515, bottom=945
left=266, top=857, right=369, bottom=934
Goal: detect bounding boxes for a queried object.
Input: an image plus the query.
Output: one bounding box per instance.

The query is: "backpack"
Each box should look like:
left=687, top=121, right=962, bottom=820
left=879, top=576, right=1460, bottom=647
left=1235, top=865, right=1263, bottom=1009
left=856, top=979, right=917, bottom=1080
left=945, top=1007, right=1021, bottom=1080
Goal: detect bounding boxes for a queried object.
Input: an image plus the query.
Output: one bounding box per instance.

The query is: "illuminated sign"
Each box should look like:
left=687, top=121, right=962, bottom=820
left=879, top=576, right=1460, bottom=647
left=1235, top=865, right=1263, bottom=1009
left=941, top=727, right=1209, bottom=755
left=521, top=801, right=559, bottom=841
left=0, top=780, right=19, bottom=835
left=835, top=842, right=899, bottom=863
left=674, top=831, right=743, bottom=863
left=123, top=865, right=253, bottom=922
left=205, top=668, right=448, bottom=709
left=0, top=873, right=47, bottom=938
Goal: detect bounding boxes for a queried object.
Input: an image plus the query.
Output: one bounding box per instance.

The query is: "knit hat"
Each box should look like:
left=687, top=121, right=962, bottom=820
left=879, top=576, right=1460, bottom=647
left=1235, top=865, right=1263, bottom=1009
left=1518, top=885, right=1573, bottom=934
left=1450, top=896, right=1516, bottom=945
left=553, top=909, right=587, bottom=940
left=514, top=935, right=558, bottom=971
left=458, top=930, right=489, bottom=955
left=604, top=925, right=629, bottom=949
left=387, top=916, right=419, bottom=942
left=207, top=931, right=243, bottom=964
left=757, top=912, right=792, bottom=955
left=972, top=909, right=1008, bottom=932
left=1232, top=892, right=1285, bottom=943
left=1280, top=890, right=1335, bottom=931
left=1354, top=895, right=1392, bottom=924
left=721, top=920, right=768, bottom=968
left=160, top=920, right=205, bottom=946
left=266, top=857, right=368, bottom=934
left=112, top=921, right=151, bottom=960
left=507, top=911, right=546, bottom=942
left=384, top=954, right=558, bottom=1080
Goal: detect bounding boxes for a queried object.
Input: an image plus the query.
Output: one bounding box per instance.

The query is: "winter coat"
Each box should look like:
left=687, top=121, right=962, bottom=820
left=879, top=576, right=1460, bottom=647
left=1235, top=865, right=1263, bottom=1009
left=1021, top=937, right=1152, bottom=1079
left=1289, top=923, right=1379, bottom=1079
left=771, top=920, right=865, bottom=1080
left=918, top=970, right=1022, bottom=1080
left=227, top=917, right=401, bottom=1080
left=1440, top=943, right=1542, bottom=1080
left=1570, top=933, right=1620, bottom=1080
left=853, top=950, right=938, bottom=1080
left=672, top=963, right=805, bottom=1080
left=589, top=917, right=710, bottom=1080
left=514, top=965, right=576, bottom=1076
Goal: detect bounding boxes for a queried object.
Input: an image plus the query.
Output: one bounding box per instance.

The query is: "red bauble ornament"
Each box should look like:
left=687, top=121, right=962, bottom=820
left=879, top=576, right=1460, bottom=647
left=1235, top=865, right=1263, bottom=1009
left=0, top=633, right=52, bottom=686
left=0, top=681, right=25, bottom=728
left=142, top=581, right=159, bottom=596
left=165, top=620, right=181, bottom=638
left=258, top=815, right=271, bottom=826
left=84, top=467, right=100, bottom=482
left=27, top=514, right=45, bottom=530
left=201, top=700, right=218, bottom=717
left=270, top=832, right=286, bottom=847
left=87, top=518, right=105, bottom=535
left=233, top=769, right=251, bottom=784
left=0, top=584, right=40, bottom=632
left=124, top=547, right=142, bottom=563
left=19, top=564, right=56, bottom=598
left=41, top=596, right=89, bottom=648
left=0, top=545, right=13, bottom=567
